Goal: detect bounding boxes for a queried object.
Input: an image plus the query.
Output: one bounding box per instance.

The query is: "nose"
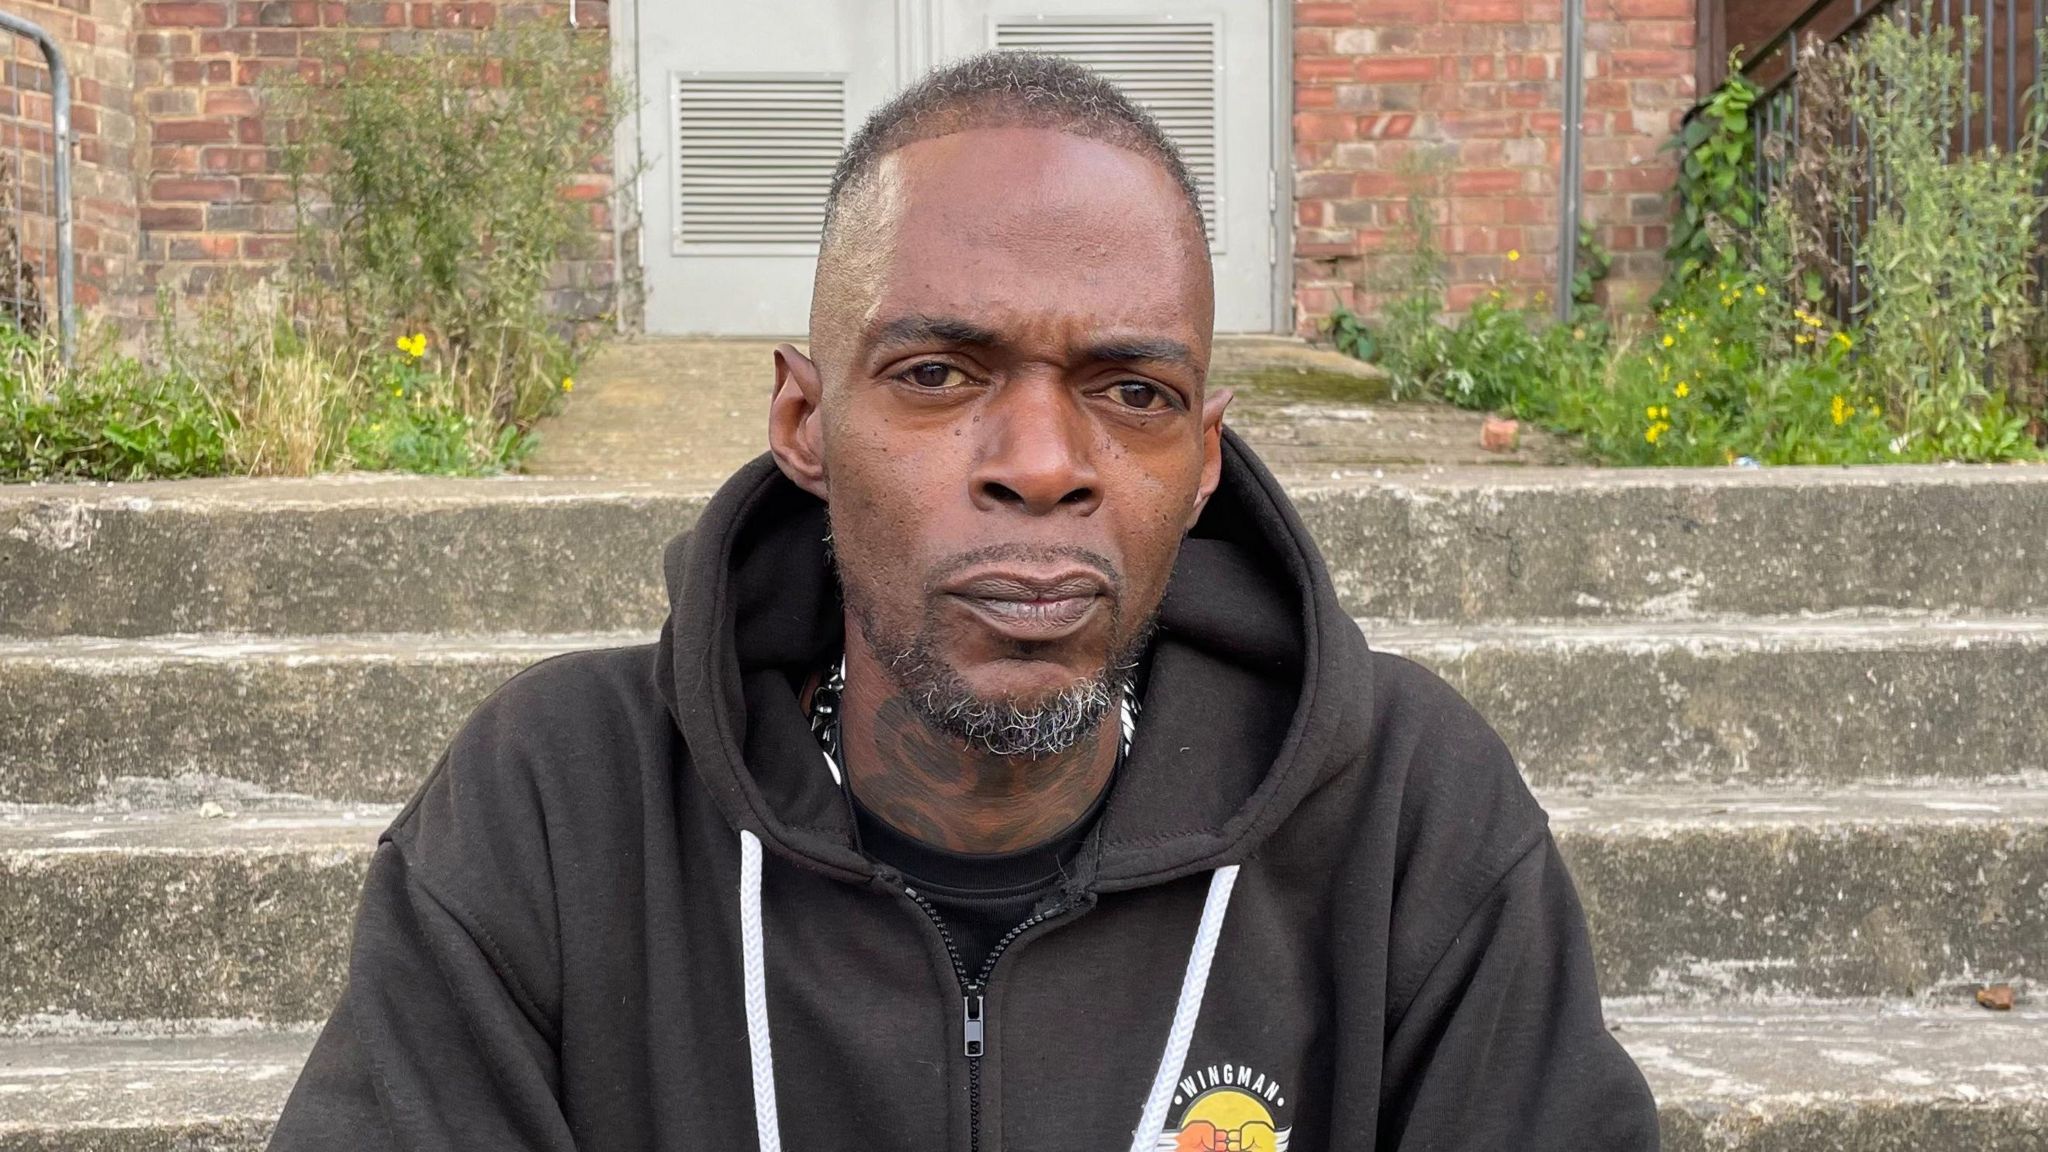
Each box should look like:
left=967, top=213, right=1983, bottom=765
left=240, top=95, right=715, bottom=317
left=969, top=379, right=1102, bottom=517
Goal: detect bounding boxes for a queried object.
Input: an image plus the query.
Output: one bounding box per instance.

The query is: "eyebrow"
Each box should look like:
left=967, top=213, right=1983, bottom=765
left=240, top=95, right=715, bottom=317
left=870, top=314, right=1003, bottom=349
left=869, top=314, right=1197, bottom=371
left=1082, top=337, right=1197, bottom=369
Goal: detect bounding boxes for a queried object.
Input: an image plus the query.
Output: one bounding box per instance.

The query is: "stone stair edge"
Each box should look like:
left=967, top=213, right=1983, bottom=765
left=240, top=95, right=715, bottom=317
left=8, top=608, right=2048, bottom=653
left=5, top=461, right=2048, bottom=506
left=7, top=782, right=2047, bottom=847
left=2, top=1004, right=2044, bottom=1146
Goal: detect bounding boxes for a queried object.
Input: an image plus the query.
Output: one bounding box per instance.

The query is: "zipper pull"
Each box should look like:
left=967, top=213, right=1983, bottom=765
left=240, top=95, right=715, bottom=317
left=962, top=991, right=985, bottom=1058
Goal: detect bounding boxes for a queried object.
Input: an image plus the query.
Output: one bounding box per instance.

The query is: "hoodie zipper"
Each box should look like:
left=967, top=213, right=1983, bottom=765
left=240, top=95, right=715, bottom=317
left=905, top=885, right=1076, bottom=1152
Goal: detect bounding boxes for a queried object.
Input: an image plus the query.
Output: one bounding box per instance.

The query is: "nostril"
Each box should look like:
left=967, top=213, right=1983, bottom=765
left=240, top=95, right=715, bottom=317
left=1059, top=487, right=1094, bottom=506
left=983, top=481, right=1025, bottom=505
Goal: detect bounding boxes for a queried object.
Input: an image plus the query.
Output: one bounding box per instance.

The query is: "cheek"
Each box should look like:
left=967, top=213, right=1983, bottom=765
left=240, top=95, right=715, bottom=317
left=1107, top=449, right=1205, bottom=601
left=824, top=415, right=950, bottom=596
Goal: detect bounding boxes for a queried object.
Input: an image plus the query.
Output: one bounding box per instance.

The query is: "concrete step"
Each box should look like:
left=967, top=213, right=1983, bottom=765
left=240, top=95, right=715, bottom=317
left=1, top=1006, right=2043, bottom=1149
left=8, top=616, right=2045, bottom=804
left=5, top=466, right=2045, bottom=636
left=1550, top=788, right=2048, bottom=1000
left=1372, top=614, right=2048, bottom=788
left=2, top=788, right=2043, bottom=1026
left=0, top=633, right=640, bottom=804
left=1622, top=1002, right=2048, bottom=1149
left=0, top=805, right=392, bottom=1027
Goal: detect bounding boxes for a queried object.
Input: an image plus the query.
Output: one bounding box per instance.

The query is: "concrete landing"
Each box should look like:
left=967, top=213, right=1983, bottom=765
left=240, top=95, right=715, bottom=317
left=524, top=336, right=1580, bottom=483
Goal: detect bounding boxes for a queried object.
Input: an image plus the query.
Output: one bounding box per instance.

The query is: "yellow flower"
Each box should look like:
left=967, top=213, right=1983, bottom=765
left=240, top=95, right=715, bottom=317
left=391, top=387, right=403, bottom=398
left=561, top=376, right=575, bottom=393
left=1755, top=284, right=1767, bottom=296
left=395, top=333, right=427, bottom=359
left=1833, top=331, right=1853, bottom=349
left=1661, top=334, right=1675, bottom=348
left=1646, top=405, right=1660, bottom=419
left=1659, top=406, right=1671, bottom=419
left=1794, top=334, right=1812, bottom=345
left=1507, top=249, right=1521, bottom=262
left=1675, top=382, right=1690, bottom=398
left=1718, top=282, right=1729, bottom=292
left=1831, top=394, right=1851, bottom=425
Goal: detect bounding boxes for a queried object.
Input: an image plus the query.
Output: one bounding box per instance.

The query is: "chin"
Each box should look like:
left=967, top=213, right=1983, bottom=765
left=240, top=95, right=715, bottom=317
left=962, top=662, right=1102, bottom=708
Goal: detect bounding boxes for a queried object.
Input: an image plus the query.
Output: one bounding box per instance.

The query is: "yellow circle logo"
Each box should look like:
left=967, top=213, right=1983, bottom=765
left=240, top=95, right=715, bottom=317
left=1160, top=1086, right=1290, bottom=1151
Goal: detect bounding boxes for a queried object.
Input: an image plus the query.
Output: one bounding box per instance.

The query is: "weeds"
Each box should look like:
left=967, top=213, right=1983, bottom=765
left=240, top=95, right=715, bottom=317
left=1328, top=4, right=2046, bottom=467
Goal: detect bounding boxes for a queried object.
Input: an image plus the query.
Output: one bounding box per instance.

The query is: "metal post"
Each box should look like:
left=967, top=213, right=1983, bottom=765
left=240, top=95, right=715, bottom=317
left=2006, top=0, right=2018, bottom=149
left=1558, top=0, right=1584, bottom=322
left=1987, top=0, right=1998, bottom=146
left=0, top=10, right=72, bottom=362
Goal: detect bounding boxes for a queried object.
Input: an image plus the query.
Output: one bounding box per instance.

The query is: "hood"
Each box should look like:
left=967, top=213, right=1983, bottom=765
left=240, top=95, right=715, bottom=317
left=657, top=428, right=1376, bottom=891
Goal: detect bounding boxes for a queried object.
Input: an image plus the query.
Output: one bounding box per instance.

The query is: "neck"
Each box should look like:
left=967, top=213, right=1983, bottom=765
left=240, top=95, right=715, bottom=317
left=837, top=633, right=1118, bottom=855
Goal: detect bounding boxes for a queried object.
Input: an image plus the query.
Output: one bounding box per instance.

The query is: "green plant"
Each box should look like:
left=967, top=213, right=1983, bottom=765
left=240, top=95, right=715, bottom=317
left=277, top=23, right=628, bottom=439
left=1334, top=152, right=1453, bottom=399
left=1436, top=292, right=1560, bottom=413
left=1661, top=65, right=1760, bottom=305
left=1571, top=220, right=1612, bottom=315
left=0, top=324, right=228, bottom=482
left=1835, top=8, right=2045, bottom=459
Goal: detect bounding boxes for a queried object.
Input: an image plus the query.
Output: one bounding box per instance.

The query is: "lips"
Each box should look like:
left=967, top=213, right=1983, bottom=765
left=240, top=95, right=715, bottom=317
left=943, top=569, right=1111, bottom=640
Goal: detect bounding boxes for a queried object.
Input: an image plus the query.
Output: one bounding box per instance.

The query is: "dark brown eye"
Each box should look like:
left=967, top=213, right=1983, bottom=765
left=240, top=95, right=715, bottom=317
left=902, top=363, right=965, bottom=390
left=1112, top=381, right=1169, bottom=410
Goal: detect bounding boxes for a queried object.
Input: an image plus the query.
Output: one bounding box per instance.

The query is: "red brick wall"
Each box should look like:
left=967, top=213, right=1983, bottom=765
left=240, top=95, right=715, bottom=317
left=3, top=0, right=615, bottom=329
left=132, top=0, right=615, bottom=310
left=1291, top=0, right=1694, bottom=333
left=3, top=0, right=142, bottom=324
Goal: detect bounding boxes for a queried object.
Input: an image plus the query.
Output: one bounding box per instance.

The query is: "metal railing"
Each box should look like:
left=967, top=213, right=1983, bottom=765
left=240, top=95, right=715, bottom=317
left=1734, top=0, right=2046, bottom=319
left=0, top=9, right=72, bottom=360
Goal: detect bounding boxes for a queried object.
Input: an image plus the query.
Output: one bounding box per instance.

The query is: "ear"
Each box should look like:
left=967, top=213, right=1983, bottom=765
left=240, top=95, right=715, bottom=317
left=1186, top=386, right=1233, bottom=531
left=769, top=343, right=830, bottom=500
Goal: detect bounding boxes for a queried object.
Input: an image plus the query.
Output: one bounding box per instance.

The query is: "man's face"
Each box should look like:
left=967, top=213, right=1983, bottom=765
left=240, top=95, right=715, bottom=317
left=771, top=126, right=1227, bottom=751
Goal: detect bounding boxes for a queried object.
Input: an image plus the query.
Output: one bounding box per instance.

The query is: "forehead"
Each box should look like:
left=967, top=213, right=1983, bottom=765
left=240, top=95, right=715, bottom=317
left=846, top=127, right=1213, bottom=349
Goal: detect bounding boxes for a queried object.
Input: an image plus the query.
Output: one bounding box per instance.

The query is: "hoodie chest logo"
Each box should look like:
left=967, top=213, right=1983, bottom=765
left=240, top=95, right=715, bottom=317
left=1156, top=1063, right=1291, bottom=1151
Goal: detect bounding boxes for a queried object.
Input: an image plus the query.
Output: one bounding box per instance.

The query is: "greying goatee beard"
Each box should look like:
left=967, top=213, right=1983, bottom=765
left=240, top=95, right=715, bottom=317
left=879, top=635, right=1140, bottom=758
left=832, top=529, right=1149, bottom=759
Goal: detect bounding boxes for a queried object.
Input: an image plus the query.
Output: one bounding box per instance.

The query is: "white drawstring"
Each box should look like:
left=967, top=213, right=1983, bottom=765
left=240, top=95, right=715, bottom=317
left=739, top=830, right=784, bottom=1152
left=738, top=828, right=1239, bottom=1152
left=1127, top=864, right=1241, bottom=1152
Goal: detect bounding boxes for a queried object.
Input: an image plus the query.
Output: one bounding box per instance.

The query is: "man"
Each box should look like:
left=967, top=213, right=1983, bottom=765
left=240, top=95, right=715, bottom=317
left=271, top=53, right=1658, bottom=1151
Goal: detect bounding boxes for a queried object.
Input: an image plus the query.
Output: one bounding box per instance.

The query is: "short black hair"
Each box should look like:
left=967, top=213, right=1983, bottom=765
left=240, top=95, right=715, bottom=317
left=821, top=51, right=1206, bottom=242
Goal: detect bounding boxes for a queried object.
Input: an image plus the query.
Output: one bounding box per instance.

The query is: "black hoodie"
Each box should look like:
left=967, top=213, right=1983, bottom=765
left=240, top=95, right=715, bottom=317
left=270, top=432, right=1658, bottom=1151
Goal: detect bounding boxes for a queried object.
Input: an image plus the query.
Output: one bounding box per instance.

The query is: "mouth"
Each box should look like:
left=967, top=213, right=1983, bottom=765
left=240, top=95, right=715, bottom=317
left=942, top=568, right=1112, bottom=641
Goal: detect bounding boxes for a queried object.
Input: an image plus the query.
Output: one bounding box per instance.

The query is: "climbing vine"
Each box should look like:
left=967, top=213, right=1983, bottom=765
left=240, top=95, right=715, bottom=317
left=1660, top=64, right=1760, bottom=305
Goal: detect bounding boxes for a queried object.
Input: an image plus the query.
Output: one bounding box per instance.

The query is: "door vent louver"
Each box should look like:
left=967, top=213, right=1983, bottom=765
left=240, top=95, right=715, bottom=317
left=993, top=18, right=1221, bottom=242
left=674, top=75, right=846, bottom=248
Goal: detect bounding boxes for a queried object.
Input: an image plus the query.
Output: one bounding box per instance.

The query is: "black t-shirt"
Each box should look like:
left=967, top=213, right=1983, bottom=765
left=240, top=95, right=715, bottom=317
left=849, top=784, right=1105, bottom=977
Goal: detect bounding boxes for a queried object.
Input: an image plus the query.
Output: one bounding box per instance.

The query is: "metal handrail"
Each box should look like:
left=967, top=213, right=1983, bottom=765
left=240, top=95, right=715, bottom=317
left=1739, top=0, right=1902, bottom=99
left=0, top=9, right=72, bottom=361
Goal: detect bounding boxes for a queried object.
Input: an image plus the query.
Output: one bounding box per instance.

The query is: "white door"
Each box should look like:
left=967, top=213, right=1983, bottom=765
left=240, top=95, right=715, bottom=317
left=635, top=1, right=1277, bottom=335
left=635, top=1, right=900, bottom=336
left=939, top=3, right=1277, bottom=332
